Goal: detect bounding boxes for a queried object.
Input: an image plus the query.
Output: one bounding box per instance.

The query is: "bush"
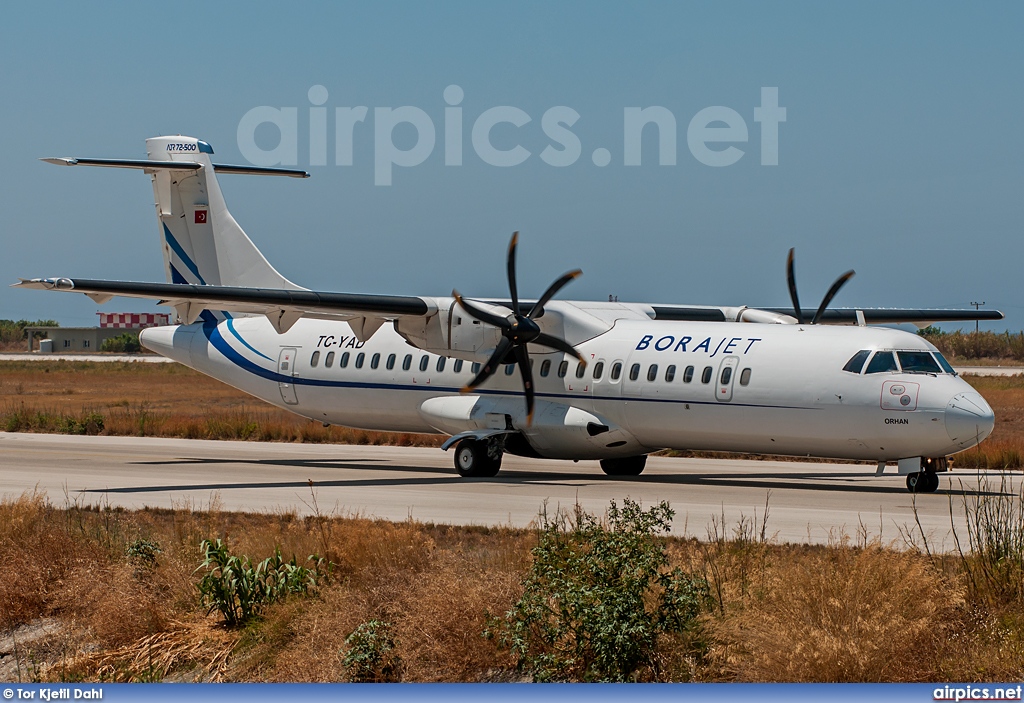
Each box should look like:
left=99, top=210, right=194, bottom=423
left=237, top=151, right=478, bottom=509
left=195, top=539, right=327, bottom=627
left=488, top=499, right=709, bottom=682
left=341, top=620, right=401, bottom=682
left=100, top=333, right=141, bottom=353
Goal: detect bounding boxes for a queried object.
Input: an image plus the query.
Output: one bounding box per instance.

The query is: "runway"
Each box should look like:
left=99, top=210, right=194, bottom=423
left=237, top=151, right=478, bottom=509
left=1, top=432, right=1015, bottom=549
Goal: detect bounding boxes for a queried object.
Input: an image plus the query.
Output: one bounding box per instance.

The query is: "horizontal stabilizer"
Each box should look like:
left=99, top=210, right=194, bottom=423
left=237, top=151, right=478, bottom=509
left=40, top=157, right=309, bottom=178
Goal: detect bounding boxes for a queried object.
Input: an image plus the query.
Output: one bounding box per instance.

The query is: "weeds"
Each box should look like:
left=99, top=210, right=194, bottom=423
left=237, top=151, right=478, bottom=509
left=340, top=621, right=401, bottom=682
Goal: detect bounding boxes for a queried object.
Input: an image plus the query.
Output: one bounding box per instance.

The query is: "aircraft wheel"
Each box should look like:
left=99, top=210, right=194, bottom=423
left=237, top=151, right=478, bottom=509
left=924, top=471, right=940, bottom=493
left=600, top=455, right=647, bottom=477
left=454, top=439, right=502, bottom=478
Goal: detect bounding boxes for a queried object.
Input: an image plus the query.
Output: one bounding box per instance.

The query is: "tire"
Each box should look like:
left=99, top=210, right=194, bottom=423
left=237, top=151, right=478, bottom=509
left=906, top=471, right=940, bottom=494
left=600, top=455, right=647, bottom=476
left=924, top=471, right=940, bottom=493
left=454, top=439, right=502, bottom=478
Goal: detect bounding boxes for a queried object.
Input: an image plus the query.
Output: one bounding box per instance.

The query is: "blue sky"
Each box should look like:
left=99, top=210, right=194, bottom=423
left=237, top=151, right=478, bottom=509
left=1, top=2, right=1021, bottom=329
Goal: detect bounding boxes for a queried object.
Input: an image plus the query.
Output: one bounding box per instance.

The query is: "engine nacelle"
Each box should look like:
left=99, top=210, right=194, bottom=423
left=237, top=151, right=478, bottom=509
left=395, top=299, right=504, bottom=363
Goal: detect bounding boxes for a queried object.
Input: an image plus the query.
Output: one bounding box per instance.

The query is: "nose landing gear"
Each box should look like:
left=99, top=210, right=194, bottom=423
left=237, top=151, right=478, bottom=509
left=905, top=457, right=947, bottom=493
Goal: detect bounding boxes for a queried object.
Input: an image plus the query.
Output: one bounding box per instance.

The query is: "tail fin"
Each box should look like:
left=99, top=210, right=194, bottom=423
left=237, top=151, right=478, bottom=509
left=144, top=136, right=304, bottom=290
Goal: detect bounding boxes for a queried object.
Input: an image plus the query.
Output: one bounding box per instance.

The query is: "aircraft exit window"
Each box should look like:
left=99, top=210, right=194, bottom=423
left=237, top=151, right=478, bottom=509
left=629, top=363, right=640, bottom=381
left=370, top=353, right=381, bottom=370
left=593, top=361, right=604, bottom=380
left=386, top=354, right=396, bottom=370
left=933, top=352, right=956, bottom=375
left=472, top=362, right=481, bottom=374
left=558, top=360, right=568, bottom=378
left=419, top=355, right=429, bottom=372
left=665, top=365, right=676, bottom=382
left=720, top=367, right=733, bottom=385
left=897, top=351, right=941, bottom=374
left=340, top=352, right=350, bottom=368
left=436, top=357, right=446, bottom=373
left=740, top=368, right=751, bottom=386
left=842, top=350, right=871, bottom=374
left=505, top=364, right=516, bottom=376
left=576, top=362, right=586, bottom=379
left=647, top=364, right=659, bottom=382
left=683, top=365, right=694, bottom=383
left=402, top=354, right=412, bottom=371
left=701, top=366, right=713, bottom=384
left=865, top=351, right=897, bottom=374
left=310, top=351, right=320, bottom=368
left=454, top=359, right=464, bottom=373
left=355, top=353, right=365, bottom=369
left=325, top=352, right=335, bottom=368
left=610, top=362, right=622, bottom=381
left=540, top=359, right=551, bottom=377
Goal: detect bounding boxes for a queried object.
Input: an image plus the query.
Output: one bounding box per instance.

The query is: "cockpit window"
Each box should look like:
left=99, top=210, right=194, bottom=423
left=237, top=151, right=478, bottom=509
left=843, top=350, right=871, bottom=374
left=897, top=351, right=941, bottom=374
left=933, top=352, right=957, bottom=375
left=865, top=351, right=898, bottom=374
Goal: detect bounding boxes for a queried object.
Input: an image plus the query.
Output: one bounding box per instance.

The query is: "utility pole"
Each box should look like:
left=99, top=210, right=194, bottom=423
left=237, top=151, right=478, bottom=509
left=970, top=301, right=985, bottom=334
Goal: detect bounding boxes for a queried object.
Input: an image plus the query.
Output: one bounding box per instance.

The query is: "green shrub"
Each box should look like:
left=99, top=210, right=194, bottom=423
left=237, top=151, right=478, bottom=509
left=195, top=539, right=327, bottom=627
left=100, top=332, right=141, bottom=353
left=341, top=620, right=401, bottom=682
left=487, top=498, right=710, bottom=682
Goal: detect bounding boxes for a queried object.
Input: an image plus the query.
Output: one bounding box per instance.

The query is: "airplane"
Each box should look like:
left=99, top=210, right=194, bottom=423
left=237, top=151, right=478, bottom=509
left=15, top=135, right=1001, bottom=493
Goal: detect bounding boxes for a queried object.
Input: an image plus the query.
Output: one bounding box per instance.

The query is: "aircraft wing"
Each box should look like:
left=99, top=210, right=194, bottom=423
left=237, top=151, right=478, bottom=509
left=13, top=277, right=434, bottom=335
left=649, top=304, right=1004, bottom=326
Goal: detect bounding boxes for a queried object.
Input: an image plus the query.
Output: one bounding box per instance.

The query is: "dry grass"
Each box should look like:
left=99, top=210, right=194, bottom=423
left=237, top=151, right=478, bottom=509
left=2, top=491, right=1024, bottom=682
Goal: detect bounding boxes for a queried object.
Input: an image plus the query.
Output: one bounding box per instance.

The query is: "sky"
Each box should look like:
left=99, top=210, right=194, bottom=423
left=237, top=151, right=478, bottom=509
left=1, top=2, right=1021, bottom=330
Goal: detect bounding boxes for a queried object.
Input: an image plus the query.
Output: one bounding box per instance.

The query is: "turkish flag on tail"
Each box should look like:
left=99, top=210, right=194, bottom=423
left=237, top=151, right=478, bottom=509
left=194, top=210, right=208, bottom=224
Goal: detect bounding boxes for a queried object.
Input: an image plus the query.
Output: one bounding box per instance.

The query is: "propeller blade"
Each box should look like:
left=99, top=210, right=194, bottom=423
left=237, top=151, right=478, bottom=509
left=461, top=337, right=512, bottom=393
left=513, top=344, right=535, bottom=425
left=506, top=232, right=521, bottom=317
left=532, top=332, right=585, bottom=362
left=811, top=270, right=856, bottom=325
left=528, top=269, right=582, bottom=319
left=452, top=290, right=511, bottom=330
left=786, top=248, right=803, bottom=324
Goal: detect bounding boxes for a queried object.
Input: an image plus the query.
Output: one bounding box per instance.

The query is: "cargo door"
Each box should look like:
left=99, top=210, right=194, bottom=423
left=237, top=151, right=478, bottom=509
left=278, top=347, right=299, bottom=405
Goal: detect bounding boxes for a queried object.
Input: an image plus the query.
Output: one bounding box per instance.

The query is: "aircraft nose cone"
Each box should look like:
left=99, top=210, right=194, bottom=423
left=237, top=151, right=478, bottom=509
left=945, top=392, right=995, bottom=448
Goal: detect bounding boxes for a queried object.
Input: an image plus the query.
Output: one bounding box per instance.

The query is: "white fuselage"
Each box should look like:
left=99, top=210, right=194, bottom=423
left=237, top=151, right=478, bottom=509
left=140, top=313, right=994, bottom=463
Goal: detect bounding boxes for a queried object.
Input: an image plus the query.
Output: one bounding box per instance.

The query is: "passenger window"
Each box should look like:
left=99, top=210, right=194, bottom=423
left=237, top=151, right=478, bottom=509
left=721, top=366, right=733, bottom=385
left=933, top=352, right=956, bottom=375
left=436, top=357, right=446, bottom=372
left=593, top=361, right=604, bottom=380
left=665, top=365, right=676, bottom=382
left=386, top=353, right=396, bottom=370
left=540, top=359, right=551, bottom=377
left=505, top=363, right=516, bottom=376
left=647, top=364, right=658, bottom=382
left=454, top=359, right=464, bottom=373
left=576, top=361, right=586, bottom=379
left=402, top=354, right=412, bottom=371
left=370, top=353, right=380, bottom=369
left=310, top=351, right=320, bottom=368
left=843, top=350, right=871, bottom=374
left=629, top=363, right=640, bottom=381
left=325, top=351, right=335, bottom=368
left=558, top=360, right=568, bottom=378
left=610, top=362, right=622, bottom=381
left=701, top=366, right=713, bottom=384
left=419, top=355, right=429, bottom=372
left=865, top=351, right=898, bottom=374
left=897, top=351, right=941, bottom=374
left=355, top=352, right=365, bottom=369
left=340, top=352, right=350, bottom=368
left=683, top=365, right=694, bottom=383
left=740, top=368, right=751, bottom=386
left=472, top=362, right=481, bottom=374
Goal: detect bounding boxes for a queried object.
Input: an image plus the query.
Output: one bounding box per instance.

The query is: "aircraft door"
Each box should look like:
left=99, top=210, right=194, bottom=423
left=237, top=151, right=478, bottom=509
left=716, top=356, right=739, bottom=402
left=278, top=347, right=299, bottom=405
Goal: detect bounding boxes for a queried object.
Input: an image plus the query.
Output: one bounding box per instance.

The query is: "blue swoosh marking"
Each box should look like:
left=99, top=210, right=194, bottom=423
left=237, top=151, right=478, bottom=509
left=200, top=323, right=816, bottom=411
left=226, top=318, right=273, bottom=362
left=163, top=224, right=207, bottom=285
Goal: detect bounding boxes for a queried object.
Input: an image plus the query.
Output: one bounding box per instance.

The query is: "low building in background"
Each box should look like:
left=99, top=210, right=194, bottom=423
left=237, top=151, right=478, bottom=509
left=26, top=313, right=170, bottom=352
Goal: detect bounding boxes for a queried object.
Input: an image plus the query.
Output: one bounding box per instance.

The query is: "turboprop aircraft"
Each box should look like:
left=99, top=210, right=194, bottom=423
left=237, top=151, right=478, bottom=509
left=16, top=136, right=1001, bottom=493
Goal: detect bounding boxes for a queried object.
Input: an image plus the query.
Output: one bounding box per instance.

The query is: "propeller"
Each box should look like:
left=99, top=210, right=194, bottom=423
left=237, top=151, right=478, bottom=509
left=786, top=248, right=855, bottom=325
left=452, top=232, right=585, bottom=425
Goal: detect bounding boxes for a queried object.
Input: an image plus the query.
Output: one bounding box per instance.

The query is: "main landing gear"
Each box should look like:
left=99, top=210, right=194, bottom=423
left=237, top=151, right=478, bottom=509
left=599, top=455, right=648, bottom=476
left=454, top=438, right=503, bottom=478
